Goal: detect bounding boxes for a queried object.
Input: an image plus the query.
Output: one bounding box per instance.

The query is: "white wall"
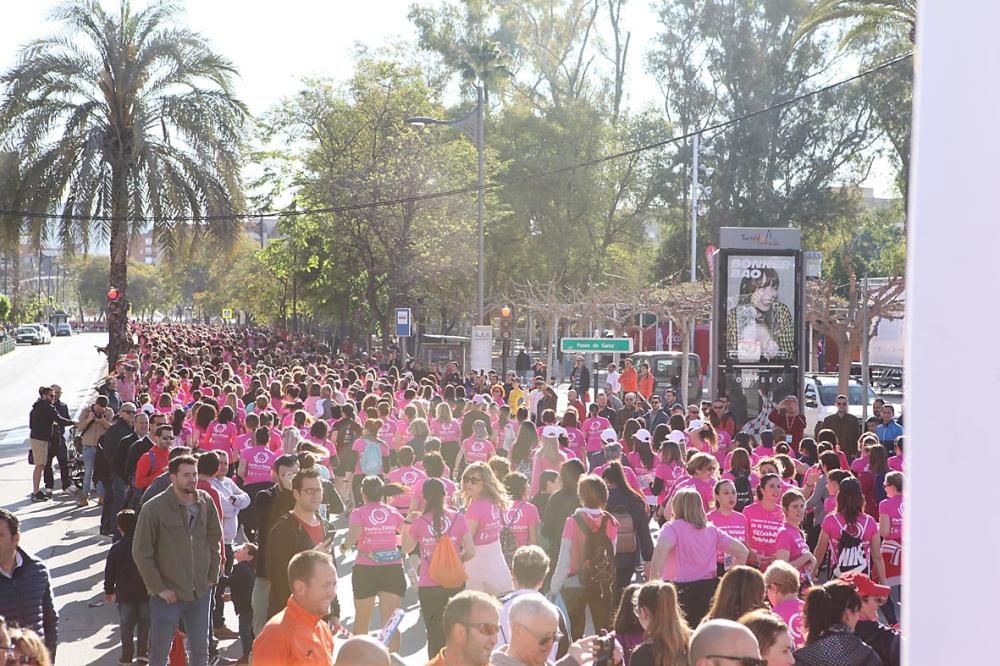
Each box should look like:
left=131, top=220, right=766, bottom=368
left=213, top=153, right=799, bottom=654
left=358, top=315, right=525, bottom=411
left=905, top=2, right=1000, bottom=663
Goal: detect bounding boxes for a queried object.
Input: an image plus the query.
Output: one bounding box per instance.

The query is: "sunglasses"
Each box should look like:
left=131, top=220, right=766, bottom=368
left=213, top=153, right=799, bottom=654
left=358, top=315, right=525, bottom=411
left=463, top=476, right=483, bottom=485
left=463, top=622, right=499, bottom=637
left=515, top=621, right=564, bottom=646
left=706, top=656, right=766, bottom=666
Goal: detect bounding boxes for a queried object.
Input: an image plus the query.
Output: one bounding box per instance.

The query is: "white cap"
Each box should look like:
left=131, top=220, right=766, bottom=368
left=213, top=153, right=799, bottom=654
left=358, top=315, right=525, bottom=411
left=554, top=426, right=568, bottom=438
left=140, top=403, right=156, bottom=415
left=600, top=428, right=618, bottom=444
left=541, top=425, right=561, bottom=439
left=634, top=428, right=653, bottom=444
left=667, top=430, right=686, bottom=444
left=687, top=419, right=704, bottom=431
left=472, top=394, right=488, bottom=405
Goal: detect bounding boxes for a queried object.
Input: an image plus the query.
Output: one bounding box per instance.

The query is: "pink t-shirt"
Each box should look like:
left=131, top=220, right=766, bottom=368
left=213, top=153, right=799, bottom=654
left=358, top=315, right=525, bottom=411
left=241, top=446, right=278, bottom=485
left=530, top=450, right=568, bottom=498
left=887, top=455, right=903, bottom=472
left=824, top=496, right=837, bottom=515
left=851, top=456, right=869, bottom=476
left=408, top=510, right=470, bottom=587
left=234, top=433, right=253, bottom=457
left=563, top=427, right=586, bottom=459
left=743, top=502, right=786, bottom=557
left=879, top=495, right=903, bottom=542
left=654, top=462, right=687, bottom=502
left=708, top=509, right=749, bottom=569
left=414, top=476, right=457, bottom=507
left=658, top=519, right=734, bottom=583
left=772, top=597, right=806, bottom=647
left=561, top=511, right=619, bottom=577
left=466, top=498, right=504, bottom=546
left=582, top=417, right=612, bottom=452
left=432, top=420, right=462, bottom=443
left=460, top=437, right=495, bottom=464
left=351, top=437, right=390, bottom=474
left=821, top=512, right=878, bottom=573
left=349, top=502, right=404, bottom=566
left=592, top=462, right=641, bottom=495
left=691, top=477, right=716, bottom=511
left=502, top=500, right=540, bottom=548
left=386, top=466, right=428, bottom=510
left=775, top=523, right=809, bottom=565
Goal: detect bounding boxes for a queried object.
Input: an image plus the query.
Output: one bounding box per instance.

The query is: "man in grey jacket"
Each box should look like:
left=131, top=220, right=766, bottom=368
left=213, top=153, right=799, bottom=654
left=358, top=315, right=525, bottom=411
left=133, top=454, right=222, bottom=666
left=490, top=595, right=621, bottom=666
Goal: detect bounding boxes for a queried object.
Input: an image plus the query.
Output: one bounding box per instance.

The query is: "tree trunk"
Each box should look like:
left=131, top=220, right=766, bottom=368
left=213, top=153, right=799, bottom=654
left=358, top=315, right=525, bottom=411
left=836, top=333, right=852, bottom=397
left=679, top=323, right=690, bottom=406
left=106, top=174, right=130, bottom=369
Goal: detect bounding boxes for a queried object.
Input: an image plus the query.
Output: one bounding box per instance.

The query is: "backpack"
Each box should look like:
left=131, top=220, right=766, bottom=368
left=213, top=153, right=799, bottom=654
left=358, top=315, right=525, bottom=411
left=733, top=474, right=754, bottom=512
left=573, top=512, right=616, bottom=589
left=500, top=504, right=521, bottom=567
left=360, top=438, right=383, bottom=476
left=426, top=517, right=467, bottom=588
left=610, top=510, right=636, bottom=555
left=833, top=514, right=870, bottom=578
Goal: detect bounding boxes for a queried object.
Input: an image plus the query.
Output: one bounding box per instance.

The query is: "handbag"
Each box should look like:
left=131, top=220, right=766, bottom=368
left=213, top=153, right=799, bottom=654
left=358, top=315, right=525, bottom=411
left=74, top=412, right=97, bottom=450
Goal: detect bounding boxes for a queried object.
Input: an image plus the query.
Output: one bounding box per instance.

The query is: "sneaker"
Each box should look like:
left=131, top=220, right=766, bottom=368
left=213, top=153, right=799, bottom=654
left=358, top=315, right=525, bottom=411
left=214, top=625, right=239, bottom=640
left=77, top=497, right=90, bottom=507
left=208, top=657, right=238, bottom=666
left=41, top=487, right=53, bottom=496
left=31, top=492, right=49, bottom=502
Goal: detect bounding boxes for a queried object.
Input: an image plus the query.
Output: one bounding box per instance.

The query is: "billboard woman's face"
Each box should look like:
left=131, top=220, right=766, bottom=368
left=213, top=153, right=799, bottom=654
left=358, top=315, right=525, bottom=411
left=750, top=282, right=779, bottom=312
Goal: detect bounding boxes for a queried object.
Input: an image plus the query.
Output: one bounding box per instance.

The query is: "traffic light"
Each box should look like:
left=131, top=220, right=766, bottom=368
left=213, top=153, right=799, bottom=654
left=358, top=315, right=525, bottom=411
left=107, top=286, right=124, bottom=316
left=499, top=304, right=513, bottom=340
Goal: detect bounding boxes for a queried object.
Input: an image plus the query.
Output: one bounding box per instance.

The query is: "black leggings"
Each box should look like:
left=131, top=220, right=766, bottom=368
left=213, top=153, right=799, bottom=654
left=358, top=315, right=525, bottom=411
left=419, top=586, right=464, bottom=658
left=562, top=585, right=613, bottom=639
left=674, top=578, right=719, bottom=627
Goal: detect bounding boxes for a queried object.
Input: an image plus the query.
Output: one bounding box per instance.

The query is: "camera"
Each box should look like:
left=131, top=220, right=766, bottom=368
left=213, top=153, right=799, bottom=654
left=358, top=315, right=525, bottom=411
left=594, top=633, right=615, bottom=666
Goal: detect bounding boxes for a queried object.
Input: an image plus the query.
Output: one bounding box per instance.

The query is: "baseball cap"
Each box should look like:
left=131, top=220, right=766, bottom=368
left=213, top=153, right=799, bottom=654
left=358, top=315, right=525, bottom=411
left=686, top=419, right=704, bottom=431
left=634, top=428, right=653, bottom=444
left=541, top=425, right=561, bottom=439
left=140, top=403, right=156, bottom=415
left=667, top=430, right=686, bottom=444
left=600, top=428, right=618, bottom=444
left=841, top=571, right=891, bottom=598
left=472, top=394, right=488, bottom=406
left=554, top=426, right=568, bottom=438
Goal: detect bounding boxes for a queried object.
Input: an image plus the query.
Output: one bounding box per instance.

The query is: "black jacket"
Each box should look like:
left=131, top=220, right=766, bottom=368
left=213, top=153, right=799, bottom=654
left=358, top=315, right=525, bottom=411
left=0, top=548, right=57, bottom=655
left=253, top=484, right=295, bottom=580
left=542, top=488, right=581, bottom=566
left=28, top=398, right=73, bottom=442
left=101, top=418, right=133, bottom=463
left=103, top=535, right=149, bottom=604
left=230, top=559, right=256, bottom=616
left=124, top=436, right=155, bottom=486
left=606, top=486, right=654, bottom=568
left=794, top=626, right=882, bottom=666
left=855, top=620, right=900, bottom=666
left=265, top=513, right=330, bottom=618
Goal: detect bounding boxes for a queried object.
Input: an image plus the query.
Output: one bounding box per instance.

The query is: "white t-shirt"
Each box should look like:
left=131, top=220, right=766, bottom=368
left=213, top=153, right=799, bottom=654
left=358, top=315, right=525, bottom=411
left=606, top=370, right=621, bottom=395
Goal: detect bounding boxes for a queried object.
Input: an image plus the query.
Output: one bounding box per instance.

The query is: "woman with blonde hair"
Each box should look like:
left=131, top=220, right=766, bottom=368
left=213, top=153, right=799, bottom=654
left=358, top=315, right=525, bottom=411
left=431, top=401, right=462, bottom=468
left=530, top=425, right=569, bottom=497
left=650, top=487, right=748, bottom=627
left=280, top=425, right=303, bottom=455
left=6, top=627, right=51, bottom=666
left=628, top=580, right=691, bottom=666
left=764, top=560, right=805, bottom=647
left=458, top=461, right=513, bottom=595
left=705, top=565, right=767, bottom=622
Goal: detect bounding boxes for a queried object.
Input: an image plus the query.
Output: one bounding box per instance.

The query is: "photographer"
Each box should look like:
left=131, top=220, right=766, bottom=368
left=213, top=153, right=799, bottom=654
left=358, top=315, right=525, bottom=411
left=75, top=396, right=114, bottom=507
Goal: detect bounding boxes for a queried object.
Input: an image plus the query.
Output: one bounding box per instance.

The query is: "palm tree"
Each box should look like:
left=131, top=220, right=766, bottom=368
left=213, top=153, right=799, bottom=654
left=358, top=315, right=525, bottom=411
left=0, top=0, right=248, bottom=365
left=458, top=39, right=513, bottom=106
left=795, top=0, right=917, bottom=48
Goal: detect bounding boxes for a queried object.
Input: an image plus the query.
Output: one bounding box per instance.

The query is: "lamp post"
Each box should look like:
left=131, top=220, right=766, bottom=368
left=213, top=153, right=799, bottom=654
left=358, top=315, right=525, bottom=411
left=406, top=86, right=486, bottom=325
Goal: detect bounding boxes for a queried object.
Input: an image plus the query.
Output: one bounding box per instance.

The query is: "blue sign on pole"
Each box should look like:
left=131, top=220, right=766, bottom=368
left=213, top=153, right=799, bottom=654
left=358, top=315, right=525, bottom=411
left=395, top=308, right=412, bottom=337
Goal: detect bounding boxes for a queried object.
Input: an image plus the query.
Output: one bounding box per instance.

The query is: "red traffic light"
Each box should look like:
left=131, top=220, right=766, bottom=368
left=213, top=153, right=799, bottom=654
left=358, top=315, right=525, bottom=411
left=500, top=305, right=512, bottom=318
left=107, top=287, right=121, bottom=301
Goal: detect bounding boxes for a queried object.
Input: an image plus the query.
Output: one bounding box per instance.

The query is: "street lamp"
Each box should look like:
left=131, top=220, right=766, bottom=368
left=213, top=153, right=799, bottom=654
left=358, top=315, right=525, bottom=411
left=406, top=85, right=486, bottom=325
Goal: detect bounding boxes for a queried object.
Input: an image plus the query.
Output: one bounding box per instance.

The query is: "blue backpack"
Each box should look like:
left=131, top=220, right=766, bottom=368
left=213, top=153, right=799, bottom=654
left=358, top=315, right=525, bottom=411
left=360, top=438, right=383, bottom=476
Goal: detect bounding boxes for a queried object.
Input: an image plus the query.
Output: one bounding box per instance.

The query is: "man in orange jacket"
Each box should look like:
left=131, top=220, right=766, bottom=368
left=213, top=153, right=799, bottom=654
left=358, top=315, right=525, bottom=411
left=252, top=549, right=337, bottom=665
left=619, top=358, right=638, bottom=396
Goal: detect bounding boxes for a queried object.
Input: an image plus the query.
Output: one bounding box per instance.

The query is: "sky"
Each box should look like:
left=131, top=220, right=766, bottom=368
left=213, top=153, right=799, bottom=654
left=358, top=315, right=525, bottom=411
left=0, top=0, right=895, bottom=206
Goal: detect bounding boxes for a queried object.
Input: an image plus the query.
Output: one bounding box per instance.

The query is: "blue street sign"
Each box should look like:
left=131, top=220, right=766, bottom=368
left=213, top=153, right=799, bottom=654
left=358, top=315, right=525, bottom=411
left=395, top=308, right=412, bottom=337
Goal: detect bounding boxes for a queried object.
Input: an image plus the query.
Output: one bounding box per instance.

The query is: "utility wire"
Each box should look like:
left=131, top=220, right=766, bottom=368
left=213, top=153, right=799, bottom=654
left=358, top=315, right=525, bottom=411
left=0, top=51, right=913, bottom=224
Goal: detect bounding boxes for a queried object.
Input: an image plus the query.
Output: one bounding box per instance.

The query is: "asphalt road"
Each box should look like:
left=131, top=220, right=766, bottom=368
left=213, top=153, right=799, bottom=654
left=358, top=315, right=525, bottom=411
left=0, top=332, right=435, bottom=665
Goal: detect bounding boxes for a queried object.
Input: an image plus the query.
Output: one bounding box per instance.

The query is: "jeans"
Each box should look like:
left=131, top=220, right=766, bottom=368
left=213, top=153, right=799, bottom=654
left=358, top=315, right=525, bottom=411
left=43, top=437, right=70, bottom=490
left=562, top=583, right=613, bottom=641
left=418, top=586, right=464, bottom=658
left=251, top=578, right=271, bottom=636
left=118, top=601, right=150, bottom=662
left=148, top=592, right=211, bottom=666
left=213, top=544, right=235, bottom=627
left=102, top=478, right=127, bottom=534
left=81, top=446, right=98, bottom=498
left=238, top=612, right=253, bottom=659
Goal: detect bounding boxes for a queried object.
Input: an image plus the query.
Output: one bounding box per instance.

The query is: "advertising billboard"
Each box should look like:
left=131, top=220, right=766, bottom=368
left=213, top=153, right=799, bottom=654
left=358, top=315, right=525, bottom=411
left=720, top=366, right=800, bottom=435
left=722, top=254, right=800, bottom=364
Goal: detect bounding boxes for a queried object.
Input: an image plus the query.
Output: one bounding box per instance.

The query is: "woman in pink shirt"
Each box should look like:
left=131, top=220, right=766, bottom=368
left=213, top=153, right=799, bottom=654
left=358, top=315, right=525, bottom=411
left=204, top=406, right=239, bottom=458
left=707, top=480, right=750, bottom=575
left=651, top=440, right=687, bottom=505
left=530, top=427, right=569, bottom=498
left=743, top=474, right=786, bottom=569
left=582, top=404, right=612, bottom=459
left=560, top=409, right=587, bottom=462
left=813, top=478, right=886, bottom=583
left=887, top=437, right=903, bottom=472
left=549, top=475, right=621, bottom=640
left=650, top=487, right=748, bottom=628
left=412, top=452, right=456, bottom=513
left=626, top=429, right=657, bottom=498
left=684, top=452, right=719, bottom=512
left=459, top=461, right=513, bottom=595
left=454, top=421, right=495, bottom=475
left=431, top=402, right=462, bottom=469
left=386, top=446, right=427, bottom=514
left=764, top=560, right=807, bottom=647
left=342, top=476, right=406, bottom=652
left=501, top=472, right=540, bottom=548
left=878, top=471, right=903, bottom=589
left=774, top=490, right=816, bottom=575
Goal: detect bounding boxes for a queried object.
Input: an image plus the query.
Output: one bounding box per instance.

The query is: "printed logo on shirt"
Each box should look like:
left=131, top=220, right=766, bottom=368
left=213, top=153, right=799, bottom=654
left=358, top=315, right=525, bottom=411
left=369, top=507, right=390, bottom=526
left=505, top=506, right=523, bottom=525
left=472, top=441, right=485, bottom=452
left=789, top=612, right=805, bottom=643
left=214, top=423, right=227, bottom=434
left=401, top=470, right=419, bottom=485
left=253, top=451, right=271, bottom=465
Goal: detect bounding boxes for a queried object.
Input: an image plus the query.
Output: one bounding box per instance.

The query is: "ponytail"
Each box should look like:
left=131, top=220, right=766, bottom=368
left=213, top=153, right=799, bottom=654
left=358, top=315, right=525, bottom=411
left=803, top=580, right=862, bottom=644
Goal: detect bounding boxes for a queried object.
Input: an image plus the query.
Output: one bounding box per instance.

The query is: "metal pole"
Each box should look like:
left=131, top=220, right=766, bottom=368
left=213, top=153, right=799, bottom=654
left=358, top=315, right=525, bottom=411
left=691, top=133, right=700, bottom=283
left=476, top=85, right=486, bottom=326
left=861, top=275, right=870, bottom=421
left=259, top=216, right=265, bottom=249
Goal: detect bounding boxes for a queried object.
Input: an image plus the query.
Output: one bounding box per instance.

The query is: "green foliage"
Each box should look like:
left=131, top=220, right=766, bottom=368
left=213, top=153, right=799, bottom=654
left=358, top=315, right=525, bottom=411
left=795, top=0, right=917, bottom=49
left=0, top=295, right=10, bottom=322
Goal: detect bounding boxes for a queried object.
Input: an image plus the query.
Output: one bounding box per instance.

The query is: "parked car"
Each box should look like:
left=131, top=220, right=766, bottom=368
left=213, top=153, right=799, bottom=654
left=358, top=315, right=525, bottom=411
left=626, top=351, right=703, bottom=403
left=55, top=323, right=73, bottom=336
left=803, top=373, right=901, bottom=434
left=15, top=326, right=41, bottom=345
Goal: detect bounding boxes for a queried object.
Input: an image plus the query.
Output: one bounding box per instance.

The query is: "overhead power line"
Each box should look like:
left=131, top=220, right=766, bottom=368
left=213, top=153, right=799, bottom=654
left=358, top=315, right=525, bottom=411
left=0, top=52, right=913, bottom=224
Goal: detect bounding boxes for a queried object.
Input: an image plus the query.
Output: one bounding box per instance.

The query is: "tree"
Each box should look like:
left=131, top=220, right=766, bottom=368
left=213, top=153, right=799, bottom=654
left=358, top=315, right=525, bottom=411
left=0, top=0, right=248, bottom=366
left=807, top=269, right=904, bottom=395
left=795, top=0, right=917, bottom=48
left=0, top=295, right=10, bottom=323
left=647, top=282, right=713, bottom=405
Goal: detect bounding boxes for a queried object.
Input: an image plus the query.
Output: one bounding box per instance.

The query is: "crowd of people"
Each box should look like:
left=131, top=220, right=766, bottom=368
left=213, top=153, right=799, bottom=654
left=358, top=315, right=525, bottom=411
left=2, top=322, right=904, bottom=665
